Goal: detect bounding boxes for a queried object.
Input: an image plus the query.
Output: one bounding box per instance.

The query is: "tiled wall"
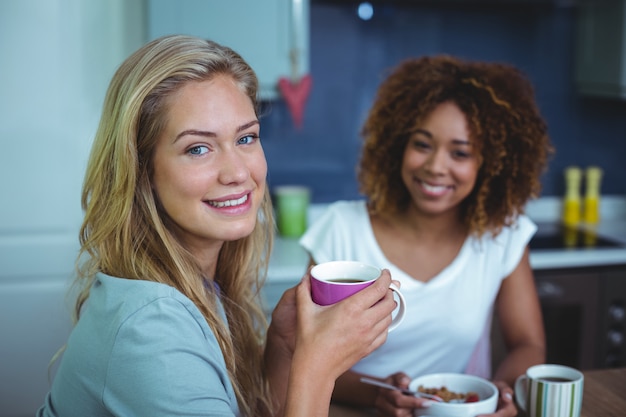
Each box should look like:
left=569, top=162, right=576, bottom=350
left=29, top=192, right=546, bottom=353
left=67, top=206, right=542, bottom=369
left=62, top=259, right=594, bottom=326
left=261, top=1, right=626, bottom=203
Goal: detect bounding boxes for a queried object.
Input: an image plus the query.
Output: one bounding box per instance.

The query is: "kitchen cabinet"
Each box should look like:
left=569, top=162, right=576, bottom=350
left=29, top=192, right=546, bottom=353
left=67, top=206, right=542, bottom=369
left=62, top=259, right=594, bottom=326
left=534, top=268, right=600, bottom=370
left=575, top=0, right=626, bottom=99
left=533, top=265, right=626, bottom=370
left=491, top=264, right=626, bottom=373
left=147, top=0, right=310, bottom=100
left=597, top=267, right=626, bottom=368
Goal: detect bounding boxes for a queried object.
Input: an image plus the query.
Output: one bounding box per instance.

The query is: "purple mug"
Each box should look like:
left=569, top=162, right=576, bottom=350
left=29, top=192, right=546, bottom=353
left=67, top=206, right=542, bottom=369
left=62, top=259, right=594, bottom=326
left=310, top=261, right=406, bottom=331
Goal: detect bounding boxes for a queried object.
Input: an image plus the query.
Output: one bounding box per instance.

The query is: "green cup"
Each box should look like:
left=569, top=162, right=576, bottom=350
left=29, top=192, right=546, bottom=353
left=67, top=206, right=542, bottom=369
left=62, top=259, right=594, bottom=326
left=274, top=185, right=310, bottom=238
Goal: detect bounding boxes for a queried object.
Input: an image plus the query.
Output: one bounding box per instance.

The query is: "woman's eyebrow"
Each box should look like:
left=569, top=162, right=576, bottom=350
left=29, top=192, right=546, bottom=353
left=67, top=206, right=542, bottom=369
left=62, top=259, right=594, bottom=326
left=409, top=128, right=432, bottom=138
left=409, top=129, right=471, bottom=145
left=174, top=120, right=260, bottom=142
left=452, top=138, right=472, bottom=146
left=175, top=129, right=215, bottom=141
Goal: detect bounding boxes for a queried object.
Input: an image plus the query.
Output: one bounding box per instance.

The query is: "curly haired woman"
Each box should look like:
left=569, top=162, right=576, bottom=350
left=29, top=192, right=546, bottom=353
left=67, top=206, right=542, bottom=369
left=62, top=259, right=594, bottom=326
left=300, top=55, right=554, bottom=416
left=36, top=35, right=399, bottom=417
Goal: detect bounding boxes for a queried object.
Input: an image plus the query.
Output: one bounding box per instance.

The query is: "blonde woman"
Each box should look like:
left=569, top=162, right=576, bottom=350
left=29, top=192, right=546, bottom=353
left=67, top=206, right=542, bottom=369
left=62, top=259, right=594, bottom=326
left=37, top=35, right=397, bottom=417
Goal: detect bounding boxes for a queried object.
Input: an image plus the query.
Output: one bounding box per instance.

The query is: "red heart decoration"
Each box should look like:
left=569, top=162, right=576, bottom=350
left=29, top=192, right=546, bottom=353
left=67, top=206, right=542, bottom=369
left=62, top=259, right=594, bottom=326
left=278, top=74, right=312, bottom=129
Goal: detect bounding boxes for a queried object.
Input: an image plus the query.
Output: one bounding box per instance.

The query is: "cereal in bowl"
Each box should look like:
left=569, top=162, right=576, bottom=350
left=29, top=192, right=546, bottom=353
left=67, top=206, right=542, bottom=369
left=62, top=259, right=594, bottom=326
left=417, top=385, right=480, bottom=403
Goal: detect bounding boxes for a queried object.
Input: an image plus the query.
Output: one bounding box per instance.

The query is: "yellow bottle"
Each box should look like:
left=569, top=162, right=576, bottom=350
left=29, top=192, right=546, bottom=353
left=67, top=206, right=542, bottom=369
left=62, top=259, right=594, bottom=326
left=584, top=166, right=603, bottom=224
left=563, top=166, right=582, bottom=227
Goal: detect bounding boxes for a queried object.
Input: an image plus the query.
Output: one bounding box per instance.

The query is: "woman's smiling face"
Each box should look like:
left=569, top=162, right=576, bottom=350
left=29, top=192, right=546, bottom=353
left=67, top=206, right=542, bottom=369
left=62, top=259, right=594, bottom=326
left=151, top=75, right=267, bottom=255
left=401, top=101, right=480, bottom=217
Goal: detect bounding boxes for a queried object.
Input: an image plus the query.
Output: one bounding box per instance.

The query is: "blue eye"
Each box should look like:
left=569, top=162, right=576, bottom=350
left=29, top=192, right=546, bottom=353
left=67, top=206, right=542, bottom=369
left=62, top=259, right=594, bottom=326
left=188, top=145, right=209, bottom=156
left=238, top=134, right=258, bottom=145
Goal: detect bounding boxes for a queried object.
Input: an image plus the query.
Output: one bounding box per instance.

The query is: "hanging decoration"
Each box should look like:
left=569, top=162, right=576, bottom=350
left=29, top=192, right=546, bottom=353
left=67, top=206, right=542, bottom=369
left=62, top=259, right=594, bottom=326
left=278, top=0, right=311, bottom=130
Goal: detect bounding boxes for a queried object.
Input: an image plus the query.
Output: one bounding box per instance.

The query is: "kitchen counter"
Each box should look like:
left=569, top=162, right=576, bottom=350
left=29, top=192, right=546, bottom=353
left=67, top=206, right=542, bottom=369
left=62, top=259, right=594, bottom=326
left=266, top=196, right=626, bottom=283
left=529, top=222, right=626, bottom=269
left=525, top=195, right=626, bottom=269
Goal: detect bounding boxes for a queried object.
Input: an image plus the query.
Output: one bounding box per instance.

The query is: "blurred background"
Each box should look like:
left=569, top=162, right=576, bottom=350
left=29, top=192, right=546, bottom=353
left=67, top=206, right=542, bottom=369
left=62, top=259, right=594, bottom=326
left=264, top=0, right=626, bottom=202
left=1, top=0, right=625, bottom=415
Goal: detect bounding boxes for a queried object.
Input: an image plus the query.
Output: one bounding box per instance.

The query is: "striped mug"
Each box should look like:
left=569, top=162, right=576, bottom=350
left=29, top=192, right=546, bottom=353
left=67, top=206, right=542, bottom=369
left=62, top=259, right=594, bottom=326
left=514, top=364, right=584, bottom=417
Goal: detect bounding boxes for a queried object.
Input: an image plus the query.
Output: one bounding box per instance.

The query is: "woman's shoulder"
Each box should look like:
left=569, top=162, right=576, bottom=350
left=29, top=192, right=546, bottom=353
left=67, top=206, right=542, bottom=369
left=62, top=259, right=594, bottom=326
left=77, top=274, right=218, bottom=354
left=465, top=214, right=536, bottom=273
left=96, top=273, right=190, bottom=300
left=90, top=273, right=205, bottom=325
left=475, top=214, right=536, bottom=243
left=326, top=199, right=366, bottom=209
left=58, top=275, right=234, bottom=416
left=321, top=199, right=368, bottom=220
left=300, top=200, right=372, bottom=258
left=501, top=213, right=537, bottom=241
left=305, top=199, right=369, bottom=236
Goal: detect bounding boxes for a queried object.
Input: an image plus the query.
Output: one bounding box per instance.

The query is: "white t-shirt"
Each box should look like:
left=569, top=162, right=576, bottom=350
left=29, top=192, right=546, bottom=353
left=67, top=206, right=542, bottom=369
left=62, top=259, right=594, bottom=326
left=299, top=200, right=536, bottom=379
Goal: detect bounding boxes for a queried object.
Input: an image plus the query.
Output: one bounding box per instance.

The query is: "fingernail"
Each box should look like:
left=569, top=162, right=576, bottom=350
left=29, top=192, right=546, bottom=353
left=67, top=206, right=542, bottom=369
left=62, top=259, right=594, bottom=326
left=421, top=400, right=432, bottom=407
left=505, top=392, right=513, bottom=400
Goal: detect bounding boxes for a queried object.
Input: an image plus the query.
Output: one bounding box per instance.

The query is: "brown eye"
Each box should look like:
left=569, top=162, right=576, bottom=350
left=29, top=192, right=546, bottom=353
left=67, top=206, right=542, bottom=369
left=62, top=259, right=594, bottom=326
left=411, top=139, right=430, bottom=150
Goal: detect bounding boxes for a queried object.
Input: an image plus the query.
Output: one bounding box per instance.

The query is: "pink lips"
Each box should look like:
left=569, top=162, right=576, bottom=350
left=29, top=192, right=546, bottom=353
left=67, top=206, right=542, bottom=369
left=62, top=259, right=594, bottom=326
left=204, top=192, right=252, bottom=215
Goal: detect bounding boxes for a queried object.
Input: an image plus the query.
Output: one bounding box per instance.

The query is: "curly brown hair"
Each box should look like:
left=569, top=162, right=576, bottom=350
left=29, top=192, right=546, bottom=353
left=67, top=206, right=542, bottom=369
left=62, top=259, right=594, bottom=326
left=358, top=55, right=554, bottom=237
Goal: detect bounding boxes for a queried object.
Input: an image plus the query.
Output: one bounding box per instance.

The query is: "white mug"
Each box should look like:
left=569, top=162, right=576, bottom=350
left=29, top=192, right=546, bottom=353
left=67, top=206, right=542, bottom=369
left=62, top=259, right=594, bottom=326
left=514, top=364, right=584, bottom=417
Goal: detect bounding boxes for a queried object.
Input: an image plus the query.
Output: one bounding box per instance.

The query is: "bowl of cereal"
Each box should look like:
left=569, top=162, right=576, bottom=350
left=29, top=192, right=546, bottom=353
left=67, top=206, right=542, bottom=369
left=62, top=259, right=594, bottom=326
left=408, top=373, right=498, bottom=417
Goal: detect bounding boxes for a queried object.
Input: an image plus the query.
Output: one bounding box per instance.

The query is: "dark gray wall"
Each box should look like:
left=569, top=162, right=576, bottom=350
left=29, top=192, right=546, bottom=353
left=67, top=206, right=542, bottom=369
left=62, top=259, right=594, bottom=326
left=262, top=1, right=626, bottom=203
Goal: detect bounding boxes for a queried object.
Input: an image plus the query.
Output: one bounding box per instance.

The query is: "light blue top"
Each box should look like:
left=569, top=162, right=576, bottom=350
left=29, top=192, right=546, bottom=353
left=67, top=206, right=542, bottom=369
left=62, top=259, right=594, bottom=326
left=37, top=273, right=240, bottom=417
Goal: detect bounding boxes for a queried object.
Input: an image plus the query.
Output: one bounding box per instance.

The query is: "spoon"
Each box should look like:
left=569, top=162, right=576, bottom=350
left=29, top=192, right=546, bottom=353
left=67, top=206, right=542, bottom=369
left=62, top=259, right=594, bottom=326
left=359, top=377, right=444, bottom=402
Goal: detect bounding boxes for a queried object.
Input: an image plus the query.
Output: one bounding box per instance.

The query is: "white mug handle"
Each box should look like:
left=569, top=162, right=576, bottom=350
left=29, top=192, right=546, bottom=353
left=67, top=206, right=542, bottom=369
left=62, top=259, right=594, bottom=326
left=388, top=283, right=406, bottom=332
left=514, top=374, right=528, bottom=411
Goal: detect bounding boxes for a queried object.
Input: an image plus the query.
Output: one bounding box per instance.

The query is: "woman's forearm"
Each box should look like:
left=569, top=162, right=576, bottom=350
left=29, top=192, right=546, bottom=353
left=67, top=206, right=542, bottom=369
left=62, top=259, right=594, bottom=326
left=332, top=370, right=379, bottom=407
left=263, top=326, right=293, bottom=417
left=493, top=343, right=546, bottom=387
left=282, top=349, right=336, bottom=417
left=264, top=325, right=337, bottom=417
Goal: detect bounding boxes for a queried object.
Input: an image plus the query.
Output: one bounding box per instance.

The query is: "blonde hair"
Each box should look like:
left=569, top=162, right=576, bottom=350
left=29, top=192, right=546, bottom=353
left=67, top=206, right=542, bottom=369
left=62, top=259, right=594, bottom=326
left=76, top=35, right=274, bottom=416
